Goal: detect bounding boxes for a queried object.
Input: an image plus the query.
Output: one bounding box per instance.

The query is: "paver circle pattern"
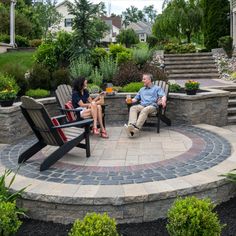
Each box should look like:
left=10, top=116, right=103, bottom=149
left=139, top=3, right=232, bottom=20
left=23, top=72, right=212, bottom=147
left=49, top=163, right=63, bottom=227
left=0, top=125, right=231, bottom=185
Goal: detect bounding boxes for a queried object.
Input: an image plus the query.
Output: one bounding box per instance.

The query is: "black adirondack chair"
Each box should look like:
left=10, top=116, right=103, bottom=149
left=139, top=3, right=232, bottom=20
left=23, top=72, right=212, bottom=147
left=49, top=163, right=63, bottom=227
left=19, top=96, right=93, bottom=171
left=127, top=80, right=171, bottom=133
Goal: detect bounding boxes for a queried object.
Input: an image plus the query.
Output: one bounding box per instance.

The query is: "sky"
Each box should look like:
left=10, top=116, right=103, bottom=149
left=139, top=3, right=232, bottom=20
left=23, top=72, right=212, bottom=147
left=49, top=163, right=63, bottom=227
left=90, top=0, right=164, bottom=15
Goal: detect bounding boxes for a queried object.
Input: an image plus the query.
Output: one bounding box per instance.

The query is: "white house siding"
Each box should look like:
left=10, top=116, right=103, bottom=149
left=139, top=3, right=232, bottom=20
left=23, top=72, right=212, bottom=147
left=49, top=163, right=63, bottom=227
left=56, top=2, right=74, bottom=32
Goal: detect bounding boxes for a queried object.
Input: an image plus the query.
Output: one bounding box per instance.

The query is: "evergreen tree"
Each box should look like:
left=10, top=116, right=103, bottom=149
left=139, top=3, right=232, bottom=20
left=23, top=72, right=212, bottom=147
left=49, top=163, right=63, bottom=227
left=67, top=0, right=108, bottom=58
left=116, top=29, right=139, bottom=47
left=202, top=0, right=230, bottom=50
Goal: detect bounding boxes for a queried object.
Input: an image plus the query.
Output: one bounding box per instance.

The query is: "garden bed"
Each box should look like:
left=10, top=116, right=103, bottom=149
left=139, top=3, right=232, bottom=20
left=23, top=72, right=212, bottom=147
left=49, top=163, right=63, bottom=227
left=16, top=195, right=236, bottom=236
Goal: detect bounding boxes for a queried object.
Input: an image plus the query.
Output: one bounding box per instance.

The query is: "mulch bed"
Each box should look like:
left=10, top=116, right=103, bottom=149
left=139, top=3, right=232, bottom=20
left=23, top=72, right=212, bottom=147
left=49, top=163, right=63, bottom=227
left=16, top=195, right=236, bottom=236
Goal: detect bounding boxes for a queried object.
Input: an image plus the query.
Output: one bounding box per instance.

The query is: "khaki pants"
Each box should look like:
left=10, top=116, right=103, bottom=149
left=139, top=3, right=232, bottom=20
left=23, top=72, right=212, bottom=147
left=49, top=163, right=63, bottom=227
left=128, top=105, right=156, bottom=129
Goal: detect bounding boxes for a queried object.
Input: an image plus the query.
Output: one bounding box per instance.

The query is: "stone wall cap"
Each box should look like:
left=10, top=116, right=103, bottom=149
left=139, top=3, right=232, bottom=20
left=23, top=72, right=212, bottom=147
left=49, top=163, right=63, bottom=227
left=169, top=88, right=229, bottom=100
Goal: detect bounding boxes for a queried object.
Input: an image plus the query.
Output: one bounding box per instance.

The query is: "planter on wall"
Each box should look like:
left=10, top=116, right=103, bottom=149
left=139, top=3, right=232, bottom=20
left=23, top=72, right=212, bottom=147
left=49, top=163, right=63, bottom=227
left=0, top=100, right=14, bottom=107
left=186, top=90, right=197, bottom=95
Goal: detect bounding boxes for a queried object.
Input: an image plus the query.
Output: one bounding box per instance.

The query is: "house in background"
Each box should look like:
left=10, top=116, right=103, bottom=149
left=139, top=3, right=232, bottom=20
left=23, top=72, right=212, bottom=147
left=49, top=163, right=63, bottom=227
left=231, top=0, right=236, bottom=46
left=126, top=21, right=152, bottom=42
left=54, top=0, right=73, bottom=32
left=52, top=1, right=122, bottom=43
left=101, top=16, right=122, bottom=43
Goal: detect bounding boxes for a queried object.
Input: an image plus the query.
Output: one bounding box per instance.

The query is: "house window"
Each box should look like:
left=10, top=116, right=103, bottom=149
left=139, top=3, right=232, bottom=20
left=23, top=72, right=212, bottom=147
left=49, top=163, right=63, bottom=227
left=140, top=33, right=144, bottom=37
left=64, top=18, right=73, bottom=27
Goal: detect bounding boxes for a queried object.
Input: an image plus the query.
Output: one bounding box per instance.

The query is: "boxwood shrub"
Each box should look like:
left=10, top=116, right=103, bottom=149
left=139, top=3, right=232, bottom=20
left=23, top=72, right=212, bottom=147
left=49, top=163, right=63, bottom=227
left=69, top=213, right=119, bottom=236
left=167, top=196, right=224, bottom=236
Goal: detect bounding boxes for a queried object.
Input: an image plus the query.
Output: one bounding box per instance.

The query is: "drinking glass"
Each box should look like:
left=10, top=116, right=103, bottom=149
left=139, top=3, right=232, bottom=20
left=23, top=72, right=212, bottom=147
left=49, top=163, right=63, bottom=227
left=126, top=94, right=132, bottom=104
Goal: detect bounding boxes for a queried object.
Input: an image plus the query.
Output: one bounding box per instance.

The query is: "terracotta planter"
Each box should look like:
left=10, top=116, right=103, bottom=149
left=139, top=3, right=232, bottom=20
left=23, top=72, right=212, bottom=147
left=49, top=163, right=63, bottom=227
left=186, top=90, right=197, bottom=95
left=0, top=100, right=14, bottom=107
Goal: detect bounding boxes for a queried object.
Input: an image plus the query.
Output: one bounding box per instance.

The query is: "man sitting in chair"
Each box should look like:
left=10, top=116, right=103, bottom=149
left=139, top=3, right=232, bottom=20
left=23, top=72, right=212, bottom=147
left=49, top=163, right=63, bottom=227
left=124, top=73, right=167, bottom=137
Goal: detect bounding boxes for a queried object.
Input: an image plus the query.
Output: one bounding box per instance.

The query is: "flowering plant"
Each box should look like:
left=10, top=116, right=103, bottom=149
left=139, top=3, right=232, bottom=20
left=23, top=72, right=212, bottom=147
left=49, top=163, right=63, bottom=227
left=184, top=80, right=200, bottom=90
left=0, top=74, right=19, bottom=100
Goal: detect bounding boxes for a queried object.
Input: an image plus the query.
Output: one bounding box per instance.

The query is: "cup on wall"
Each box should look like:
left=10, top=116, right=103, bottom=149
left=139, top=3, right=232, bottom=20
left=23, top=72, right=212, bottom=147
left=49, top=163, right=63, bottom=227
left=126, top=94, right=132, bottom=104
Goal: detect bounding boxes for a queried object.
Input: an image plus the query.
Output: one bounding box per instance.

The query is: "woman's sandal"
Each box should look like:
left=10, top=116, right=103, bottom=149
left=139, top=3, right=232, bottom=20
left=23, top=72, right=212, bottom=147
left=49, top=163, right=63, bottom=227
left=100, top=130, right=109, bottom=138
left=92, top=127, right=99, bottom=135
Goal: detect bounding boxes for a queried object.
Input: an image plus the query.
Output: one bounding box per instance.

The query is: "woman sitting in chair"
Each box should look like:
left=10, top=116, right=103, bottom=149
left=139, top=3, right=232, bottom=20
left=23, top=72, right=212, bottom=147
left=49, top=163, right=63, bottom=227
left=72, top=76, right=108, bottom=138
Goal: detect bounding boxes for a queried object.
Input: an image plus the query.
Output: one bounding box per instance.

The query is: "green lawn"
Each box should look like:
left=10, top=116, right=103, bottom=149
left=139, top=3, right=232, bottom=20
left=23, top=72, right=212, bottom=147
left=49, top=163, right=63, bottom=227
left=0, top=51, right=35, bottom=73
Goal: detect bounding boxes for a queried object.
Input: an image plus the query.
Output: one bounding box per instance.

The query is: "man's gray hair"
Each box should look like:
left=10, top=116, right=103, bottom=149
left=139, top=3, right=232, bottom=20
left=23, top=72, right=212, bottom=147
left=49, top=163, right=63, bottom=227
left=143, top=73, right=153, bottom=82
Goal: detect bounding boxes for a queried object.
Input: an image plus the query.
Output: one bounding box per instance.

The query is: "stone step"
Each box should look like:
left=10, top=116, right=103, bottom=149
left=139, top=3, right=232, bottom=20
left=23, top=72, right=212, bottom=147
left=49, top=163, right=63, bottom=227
left=229, top=92, right=236, bottom=98
left=165, top=64, right=217, bottom=69
left=167, top=69, right=218, bottom=74
left=165, top=52, right=213, bottom=57
left=165, top=60, right=215, bottom=65
left=228, top=115, right=236, bottom=123
left=165, top=56, right=214, bottom=61
left=222, top=87, right=236, bottom=92
left=227, top=107, right=236, bottom=114
left=228, top=99, right=236, bottom=106
left=168, top=73, right=219, bottom=79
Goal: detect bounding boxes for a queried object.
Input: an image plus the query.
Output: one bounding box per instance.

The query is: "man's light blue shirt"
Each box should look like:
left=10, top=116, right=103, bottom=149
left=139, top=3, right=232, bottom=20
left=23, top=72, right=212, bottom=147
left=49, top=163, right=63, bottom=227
left=134, top=85, right=165, bottom=107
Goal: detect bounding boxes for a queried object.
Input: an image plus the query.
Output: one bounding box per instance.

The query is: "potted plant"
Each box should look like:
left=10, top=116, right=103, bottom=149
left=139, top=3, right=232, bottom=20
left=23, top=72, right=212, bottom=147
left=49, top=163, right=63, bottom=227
left=0, top=74, right=19, bottom=107
left=184, top=80, right=200, bottom=95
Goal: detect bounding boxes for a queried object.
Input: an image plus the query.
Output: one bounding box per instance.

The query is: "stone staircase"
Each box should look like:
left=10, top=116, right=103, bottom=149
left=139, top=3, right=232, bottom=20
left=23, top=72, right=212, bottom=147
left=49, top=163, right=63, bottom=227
left=164, top=52, right=219, bottom=81
left=222, top=86, right=236, bottom=124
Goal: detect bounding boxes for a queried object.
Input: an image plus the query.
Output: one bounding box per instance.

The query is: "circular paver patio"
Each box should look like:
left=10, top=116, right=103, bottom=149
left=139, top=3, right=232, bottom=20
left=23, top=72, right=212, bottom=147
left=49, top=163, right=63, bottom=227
left=0, top=125, right=232, bottom=184
left=1, top=124, right=236, bottom=224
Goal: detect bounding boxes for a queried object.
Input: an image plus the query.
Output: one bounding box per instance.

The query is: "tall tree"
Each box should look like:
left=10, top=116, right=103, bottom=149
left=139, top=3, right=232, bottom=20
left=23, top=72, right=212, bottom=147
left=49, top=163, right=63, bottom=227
left=122, top=5, right=144, bottom=27
left=202, top=0, right=230, bottom=50
left=33, top=0, right=62, bottom=39
left=153, top=0, right=203, bottom=43
left=143, top=5, right=157, bottom=23
left=67, top=0, right=108, bottom=57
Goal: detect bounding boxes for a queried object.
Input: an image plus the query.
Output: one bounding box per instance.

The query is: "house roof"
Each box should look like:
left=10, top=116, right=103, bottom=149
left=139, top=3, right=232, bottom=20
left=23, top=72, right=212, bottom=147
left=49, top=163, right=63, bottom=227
left=127, top=21, right=152, bottom=35
left=101, top=16, right=122, bottom=29
left=56, top=0, right=69, bottom=8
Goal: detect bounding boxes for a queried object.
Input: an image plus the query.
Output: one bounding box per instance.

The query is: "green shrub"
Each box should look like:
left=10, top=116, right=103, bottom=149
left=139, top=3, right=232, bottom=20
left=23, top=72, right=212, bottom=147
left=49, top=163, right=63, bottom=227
left=147, top=35, right=159, bottom=48
left=90, top=47, right=108, bottom=67
left=87, top=84, right=101, bottom=94
left=116, top=28, right=139, bottom=48
left=0, top=169, right=27, bottom=203
left=164, top=43, right=196, bottom=54
left=68, top=213, right=118, bottom=236
left=132, top=47, right=153, bottom=66
left=164, top=43, right=180, bottom=54
left=109, top=43, right=128, bottom=60
left=0, top=201, right=22, bottom=236
left=167, top=196, right=224, bottom=236
left=218, top=36, right=234, bottom=58
left=178, top=43, right=196, bottom=53
left=29, top=39, right=42, bottom=47
left=51, top=68, right=71, bottom=90
left=0, top=34, right=29, bottom=47
left=25, top=89, right=50, bottom=98
left=122, top=82, right=143, bottom=92
left=112, top=61, right=141, bottom=86
left=112, top=86, right=122, bottom=92
left=89, top=68, right=103, bottom=86
left=141, top=63, right=168, bottom=81
left=169, top=83, right=181, bottom=92
left=0, top=74, right=19, bottom=100
left=70, top=57, right=93, bottom=79
left=28, top=64, right=51, bottom=90
left=1, top=63, right=28, bottom=96
left=117, top=51, right=132, bottom=65
left=54, top=31, right=73, bottom=68
left=34, top=43, right=57, bottom=71
left=99, top=56, right=118, bottom=83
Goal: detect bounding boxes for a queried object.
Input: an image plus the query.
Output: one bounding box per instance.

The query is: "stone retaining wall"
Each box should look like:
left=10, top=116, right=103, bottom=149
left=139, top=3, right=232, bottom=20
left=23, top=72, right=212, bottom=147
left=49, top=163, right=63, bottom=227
left=0, top=88, right=229, bottom=143
left=0, top=99, right=60, bottom=144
